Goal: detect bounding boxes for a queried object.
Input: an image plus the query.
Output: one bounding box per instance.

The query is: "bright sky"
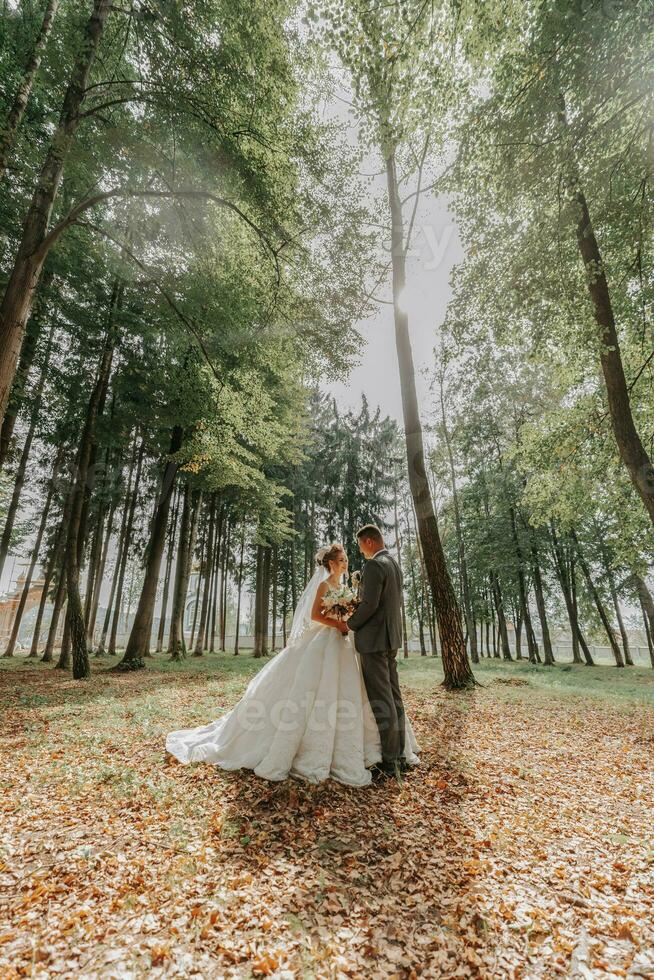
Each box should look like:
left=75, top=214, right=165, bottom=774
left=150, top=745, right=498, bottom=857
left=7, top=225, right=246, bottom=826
left=320, top=70, right=465, bottom=422
left=327, top=189, right=464, bottom=422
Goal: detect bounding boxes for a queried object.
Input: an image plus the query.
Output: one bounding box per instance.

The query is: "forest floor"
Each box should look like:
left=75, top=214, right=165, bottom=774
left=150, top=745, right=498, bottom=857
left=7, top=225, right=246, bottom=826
left=1, top=653, right=653, bottom=979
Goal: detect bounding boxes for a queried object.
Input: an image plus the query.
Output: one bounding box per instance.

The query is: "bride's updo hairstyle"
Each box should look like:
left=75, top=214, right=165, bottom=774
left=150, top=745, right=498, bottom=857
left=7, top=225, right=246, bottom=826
left=315, top=542, right=344, bottom=572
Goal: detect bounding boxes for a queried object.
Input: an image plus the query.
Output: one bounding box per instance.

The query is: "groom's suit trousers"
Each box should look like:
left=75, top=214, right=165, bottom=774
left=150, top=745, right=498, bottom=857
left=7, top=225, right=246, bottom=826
left=361, top=650, right=406, bottom=763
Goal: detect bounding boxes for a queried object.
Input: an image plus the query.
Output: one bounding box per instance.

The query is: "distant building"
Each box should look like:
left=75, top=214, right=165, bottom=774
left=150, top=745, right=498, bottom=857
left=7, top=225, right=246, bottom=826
left=0, top=572, right=48, bottom=647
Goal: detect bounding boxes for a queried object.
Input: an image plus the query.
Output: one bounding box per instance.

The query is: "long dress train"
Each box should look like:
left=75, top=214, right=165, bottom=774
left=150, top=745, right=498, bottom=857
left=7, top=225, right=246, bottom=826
left=165, top=623, right=420, bottom=787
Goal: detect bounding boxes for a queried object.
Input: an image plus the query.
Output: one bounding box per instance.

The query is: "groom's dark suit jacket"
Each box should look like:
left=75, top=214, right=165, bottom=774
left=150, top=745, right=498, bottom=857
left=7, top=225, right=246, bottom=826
left=347, top=548, right=403, bottom=654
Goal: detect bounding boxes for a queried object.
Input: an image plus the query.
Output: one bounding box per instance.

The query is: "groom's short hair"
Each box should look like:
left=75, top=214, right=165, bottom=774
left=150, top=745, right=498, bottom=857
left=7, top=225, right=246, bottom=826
left=356, top=524, right=384, bottom=544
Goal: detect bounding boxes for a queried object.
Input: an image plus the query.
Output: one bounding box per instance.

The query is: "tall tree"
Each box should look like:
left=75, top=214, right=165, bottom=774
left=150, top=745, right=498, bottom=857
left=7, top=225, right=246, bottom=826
left=319, top=0, right=475, bottom=689
left=0, top=0, right=59, bottom=181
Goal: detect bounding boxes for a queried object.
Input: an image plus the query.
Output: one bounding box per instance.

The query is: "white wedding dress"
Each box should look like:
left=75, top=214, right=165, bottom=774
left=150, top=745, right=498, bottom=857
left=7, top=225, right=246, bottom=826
left=165, top=567, right=420, bottom=787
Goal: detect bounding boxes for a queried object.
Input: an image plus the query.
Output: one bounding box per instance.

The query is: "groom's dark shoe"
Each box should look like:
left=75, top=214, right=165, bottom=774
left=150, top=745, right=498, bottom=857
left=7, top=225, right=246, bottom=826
left=389, top=759, right=404, bottom=785
left=378, top=760, right=404, bottom=784
left=369, top=763, right=393, bottom=783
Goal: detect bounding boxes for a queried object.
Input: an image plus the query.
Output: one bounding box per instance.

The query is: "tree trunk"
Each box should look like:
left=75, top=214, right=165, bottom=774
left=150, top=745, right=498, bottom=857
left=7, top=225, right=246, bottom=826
left=0, top=264, right=54, bottom=474
left=559, top=95, right=654, bottom=527
left=612, top=591, right=633, bottom=666
left=87, top=495, right=116, bottom=650
left=569, top=556, right=595, bottom=666
left=489, top=571, right=512, bottom=659
left=189, top=552, right=202, bottom=649
left=189, top=503, right=207, bottom=649
left=3, top=451, right=58, bottom=656
left=641, top=595, right=654, bottom=668
left=78, top=435, right=112, bottom=636
left=571, top=529, right=624, bottom=667
left=575, top=623, right=595, bottom=665
left=271, top=543, right=278, bottom=652
left=515, top=610, right=523, bottom=660
left=42, top=559, right=66, bottom=662
left=290, top=502, right=297, bottom=608
left=408, top=502, right=430, bottom=656
left=530, top=537, right=555, bottom=664
left=209, top=547, right=219, bottom=652
left=55, top=605, right=70, bottom=670
left=632, top=575, right=654, bottom=668
left=261, top=544, right=271, bottom=656
left=66, top=307, right=117, bottom=680
left=488, top=591, right=496, bottom=657
left=191, top=493, right=213, bottom=655
left=439, top=376, right=477, bottom=662
left=392, top=483, right=410, bottom=658
left=209, top=510, right=222, bottom=652
left=253, top=544, right=265, bottom=658
left=29, top=509, right=63, bottom=658
left=220, top=519, right=231, bottom=652
left=507, top=503, right=538, bottom=663
left=42, top=465, right=78, bottom=664
left=96, top=436, right=137, bottom=655
left=417, top=613, right=426, bottom=655
left=405, top=517, right=423, bottom=655
left=0, top=0, right=113, bottom=428
left=116, top=425, right=182, bottom=669
left=0, top=0, right=60, bottom=181
left=385, top=149, right=473, bottom=689
left=411, top=564, right=424, bottom=654
left=523, top=591, right=539, bottom=663
left=281, top=547, right=289, bottom=647
left=0, top=319, right=55, bottom=578
left=156, top=485, right=180, bottom=653
left=84, top=445, right=113, bottom=639
left=168, top=483, right=194, bottom=661
left=597, top=533, right=633, bottom=665
left=470, top=608, right=477, bottom=658
left=234, top=525, right=245, bottom=656
left=168, top=484, right=202, bottom=660
left=108, top=441, right=144, bottom=655
left=412, top=514, right=435, bottom=655
left=550, top=524, right=586, bottom=664
left=425, top=576, right=436, bottom=654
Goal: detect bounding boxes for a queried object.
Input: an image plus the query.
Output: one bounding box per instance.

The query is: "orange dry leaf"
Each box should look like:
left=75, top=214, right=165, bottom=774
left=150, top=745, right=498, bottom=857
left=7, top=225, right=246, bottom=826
left=616, top=923, right=636, bottom=943
left=150, top=945, right=170, bottom=966
left=251, top=953, right=280, bottom=976
left=2, top=661, right=654, bottom=980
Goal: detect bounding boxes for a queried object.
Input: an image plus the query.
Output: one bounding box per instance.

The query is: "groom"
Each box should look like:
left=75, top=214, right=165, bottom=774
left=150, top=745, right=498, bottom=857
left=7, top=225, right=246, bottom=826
left=346, top=524, right=408, bottom=781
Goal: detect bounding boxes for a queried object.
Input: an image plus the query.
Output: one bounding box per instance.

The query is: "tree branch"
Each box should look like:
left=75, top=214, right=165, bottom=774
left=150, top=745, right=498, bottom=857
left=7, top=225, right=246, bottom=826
left=35, top=188, right=281, bottom=282
left=404, top=136, right=430, bottom=257
left=78, top=220, right=224, bottom=388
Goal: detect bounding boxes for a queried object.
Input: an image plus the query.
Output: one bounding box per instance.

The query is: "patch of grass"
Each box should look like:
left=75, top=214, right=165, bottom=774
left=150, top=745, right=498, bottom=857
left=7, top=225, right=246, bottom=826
left=2, top=648, right=653, bottom=717
left=391, top=652, right=654, bottom=708
left=17, top=691, right=51, bottom=706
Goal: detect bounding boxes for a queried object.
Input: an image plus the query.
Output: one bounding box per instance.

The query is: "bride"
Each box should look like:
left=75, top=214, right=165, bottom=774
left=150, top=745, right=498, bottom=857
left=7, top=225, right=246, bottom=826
left=165, top=542, right=420, bottom=787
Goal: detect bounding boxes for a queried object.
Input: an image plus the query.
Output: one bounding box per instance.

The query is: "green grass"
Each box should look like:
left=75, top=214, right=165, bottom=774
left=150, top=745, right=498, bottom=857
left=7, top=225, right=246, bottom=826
left=2, top=646, right=653, bottom=709
left=394, top=652, right=654, bottom=707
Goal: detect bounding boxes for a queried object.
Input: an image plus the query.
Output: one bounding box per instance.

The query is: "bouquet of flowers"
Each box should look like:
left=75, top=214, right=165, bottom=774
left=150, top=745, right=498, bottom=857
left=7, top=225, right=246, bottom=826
left=321, top=578, right=360, bottom=621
